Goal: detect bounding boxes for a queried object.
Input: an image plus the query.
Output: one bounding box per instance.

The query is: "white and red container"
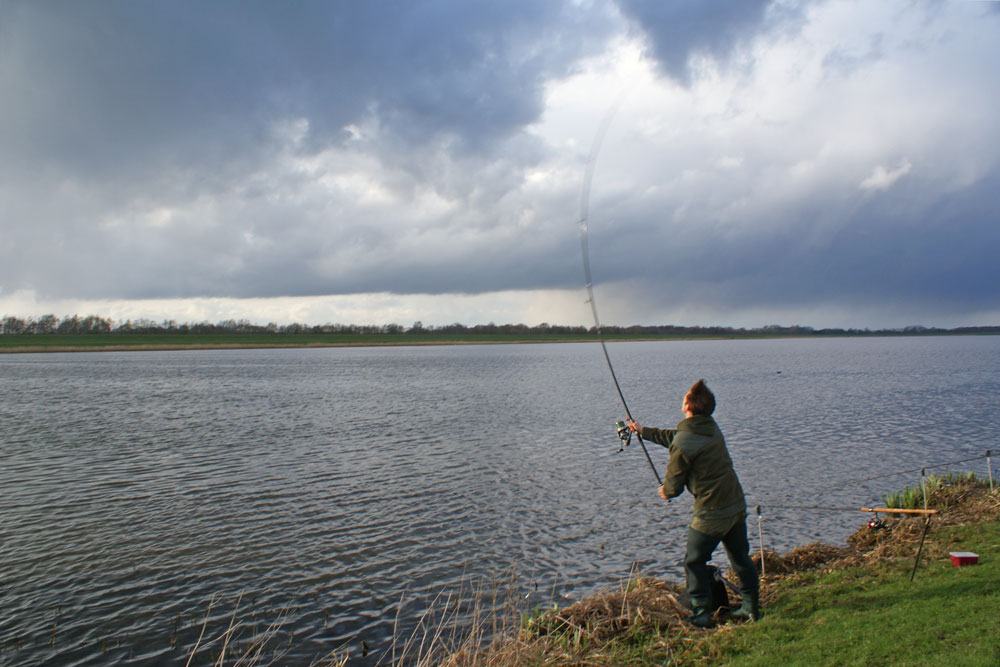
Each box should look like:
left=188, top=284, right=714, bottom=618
left=949, top=551, right=979, bottom=566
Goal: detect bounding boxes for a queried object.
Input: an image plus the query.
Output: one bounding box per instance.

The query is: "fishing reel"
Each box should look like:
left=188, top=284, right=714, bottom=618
left=615, top=420, right=632, bottom=452
left=868, top=516, right=888, bottom=531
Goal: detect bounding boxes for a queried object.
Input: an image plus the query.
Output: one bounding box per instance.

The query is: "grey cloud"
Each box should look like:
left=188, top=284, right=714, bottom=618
left=584, top=164, right=1000, bottom=318
left=0, top=0, right=611, bottom=182
left=613, top=0, right=776, bottom=81
left=1, top=0, right=615, bottom=300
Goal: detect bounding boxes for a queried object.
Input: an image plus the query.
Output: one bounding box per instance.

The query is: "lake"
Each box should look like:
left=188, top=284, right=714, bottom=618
left=2, top=336, right=998, bottom=665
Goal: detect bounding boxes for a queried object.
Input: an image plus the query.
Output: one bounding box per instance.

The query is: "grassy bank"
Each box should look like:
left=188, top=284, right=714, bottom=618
left=0, top=330, right=767, bottom=353
left=3, top=330, right=994, bottom=353
left=685, top=519, right=999, bottom=665
left=410, top=479, right=998, bottom=666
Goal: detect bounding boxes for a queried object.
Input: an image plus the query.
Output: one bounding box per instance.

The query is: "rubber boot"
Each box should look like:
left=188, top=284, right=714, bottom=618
left=689, top=608, right=714, bottom=629
left=731, top=592, right=760, bottom=622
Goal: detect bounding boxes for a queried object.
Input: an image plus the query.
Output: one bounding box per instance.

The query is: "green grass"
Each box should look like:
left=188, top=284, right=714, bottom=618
left=884, top=472, right=981, bottom=510
left=682, top=520, right=1000, bottom=666
left=0, top=330, right=750, bottom=352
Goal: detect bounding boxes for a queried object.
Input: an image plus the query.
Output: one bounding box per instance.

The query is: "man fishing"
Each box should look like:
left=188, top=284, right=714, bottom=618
left=627, top=379, right=760, bottom=628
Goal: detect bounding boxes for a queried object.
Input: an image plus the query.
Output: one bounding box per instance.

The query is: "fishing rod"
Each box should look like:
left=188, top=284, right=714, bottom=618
left=762, top=504, right=938, bottom=516
left=578, top=98, right=661, bottom=486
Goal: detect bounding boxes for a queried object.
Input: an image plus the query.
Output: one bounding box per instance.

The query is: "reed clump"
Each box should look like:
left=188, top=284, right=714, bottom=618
left=881, top=471, right=982, bottom=510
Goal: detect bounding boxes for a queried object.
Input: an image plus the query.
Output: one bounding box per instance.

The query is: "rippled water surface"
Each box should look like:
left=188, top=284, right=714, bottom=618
left=2, top=337, right=998, bottom=664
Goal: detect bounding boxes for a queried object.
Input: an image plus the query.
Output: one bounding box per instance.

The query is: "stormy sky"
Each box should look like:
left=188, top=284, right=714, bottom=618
left=2, top=0, right=998, bottom=328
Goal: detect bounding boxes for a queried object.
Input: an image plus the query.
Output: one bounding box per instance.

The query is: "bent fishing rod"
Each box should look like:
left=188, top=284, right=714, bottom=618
left=578, top=100, right=661, bottom=486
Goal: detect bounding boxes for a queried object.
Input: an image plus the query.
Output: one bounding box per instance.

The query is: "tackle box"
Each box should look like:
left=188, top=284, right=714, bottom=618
left=949, top=552, right=979, bottom=566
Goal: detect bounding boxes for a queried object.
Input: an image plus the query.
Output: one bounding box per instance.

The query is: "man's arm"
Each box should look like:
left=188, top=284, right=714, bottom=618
left=628, top=420, right=686, bottom=500
left=661, top=444, right=690, bottom=500
left=640, top=426, right=677, bottom=448
left=627, top=420, right=676, bottom=449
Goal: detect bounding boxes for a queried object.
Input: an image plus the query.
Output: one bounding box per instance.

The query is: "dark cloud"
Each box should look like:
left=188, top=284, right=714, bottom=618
left=0, top=0, right=611, bottom=182
left=583, top=164, right=1000, bottom=319
left=613, top=0, right=775, bottom=81
left=0, top=0, right=615, bottom=300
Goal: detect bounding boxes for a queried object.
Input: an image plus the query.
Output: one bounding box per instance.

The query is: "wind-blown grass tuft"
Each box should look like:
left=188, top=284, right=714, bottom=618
left=883, top=471, right=980, bottom=509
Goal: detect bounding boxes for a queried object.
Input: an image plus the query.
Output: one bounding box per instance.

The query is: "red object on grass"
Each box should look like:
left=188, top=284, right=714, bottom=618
left=949, top=552, right=979, bottom=566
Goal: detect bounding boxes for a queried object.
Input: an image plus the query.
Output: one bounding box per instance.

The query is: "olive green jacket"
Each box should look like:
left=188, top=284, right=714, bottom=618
left=641, top=415, right=746, bottom=536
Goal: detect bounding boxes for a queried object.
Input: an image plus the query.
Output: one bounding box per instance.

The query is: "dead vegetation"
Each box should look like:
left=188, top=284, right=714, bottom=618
left=528, top=575, right=689, bottom=642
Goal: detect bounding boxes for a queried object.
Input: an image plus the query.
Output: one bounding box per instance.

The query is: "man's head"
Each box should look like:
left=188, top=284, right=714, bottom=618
left=683, top=379, right=715, bottom=416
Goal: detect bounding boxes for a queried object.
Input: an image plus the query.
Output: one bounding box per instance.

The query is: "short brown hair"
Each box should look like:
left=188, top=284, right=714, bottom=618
left=685, top=379, right=715, bottom=415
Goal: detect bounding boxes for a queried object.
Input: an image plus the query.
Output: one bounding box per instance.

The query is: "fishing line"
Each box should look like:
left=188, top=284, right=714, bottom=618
left=847, top=453, right=989, bottom=485
left=578, top=96, right=661, bottom=486
left=809, top=451, right=992, bottom=496
left=746, top=452, right=991, bottom=524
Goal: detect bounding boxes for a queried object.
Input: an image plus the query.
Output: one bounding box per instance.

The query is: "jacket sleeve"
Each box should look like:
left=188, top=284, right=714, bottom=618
left=661, top=444, right=690, bottom=499
left=639, top=426, right=676, bottom=448
left=641, top=426, right=687, bottom=499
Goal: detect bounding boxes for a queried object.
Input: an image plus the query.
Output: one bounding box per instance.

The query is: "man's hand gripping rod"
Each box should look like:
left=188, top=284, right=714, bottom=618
left=609, top=405, right=661, bottom=485
left=615, top=420, right=663, bottom=487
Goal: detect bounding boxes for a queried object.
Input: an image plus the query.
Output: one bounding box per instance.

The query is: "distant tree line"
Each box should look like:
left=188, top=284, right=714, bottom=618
left=2, top=314, right=998, bottom=337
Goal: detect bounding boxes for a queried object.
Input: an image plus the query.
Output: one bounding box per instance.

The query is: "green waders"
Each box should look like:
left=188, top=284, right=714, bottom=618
left=685, top=517, right=759, bottom=625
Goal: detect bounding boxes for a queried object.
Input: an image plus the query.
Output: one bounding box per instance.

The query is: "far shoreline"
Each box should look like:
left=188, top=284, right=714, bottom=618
left=1, top=330, right=997, bottom=354
left=0, top=337, right=737, bottom=354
